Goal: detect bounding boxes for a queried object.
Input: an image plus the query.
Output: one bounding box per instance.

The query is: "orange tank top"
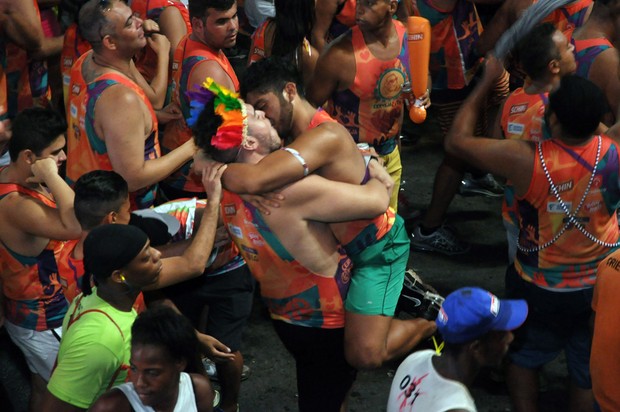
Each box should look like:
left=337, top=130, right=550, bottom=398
left=221, top=191, right=350, bottom=328
left=66, top=52, right=161, bottom=210
left=540, top=0, right=593, bottom=41
left=0, top=183, right=68, bottom=331
left=515, top=136, right=620, bottom=289
left=163, top=34, right=239, bottom=193
left=61, top=24, right=92, bottom=111
left=130, top=0, right=191, bottom=83
left=327, top=22, right=407, bottom=155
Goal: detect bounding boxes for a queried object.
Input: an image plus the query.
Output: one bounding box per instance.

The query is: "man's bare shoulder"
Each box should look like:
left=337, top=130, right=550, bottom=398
left=89, top=388, right=132, bottom=412
left=322, top=30, right=355, bottom=57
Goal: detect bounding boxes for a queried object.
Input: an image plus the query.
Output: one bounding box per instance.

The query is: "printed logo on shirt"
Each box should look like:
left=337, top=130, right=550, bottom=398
left=510, top=103, right=528, bottom=114
left=551, top=180, right=573, bottom=194
left=223, top=204, right=236, bottom=216
left=228, top=223, right=243, bottom=239
left=376, top=68, right=406, bottom=101
left=63, top=57, right=74, bottom=68
left=507, top=122, right=524, bottom=135
left=548, top=201, right=571, bottom=213
left=72, top=83, right=81, bottom=96
left=248, top=232, right=264, bottom=246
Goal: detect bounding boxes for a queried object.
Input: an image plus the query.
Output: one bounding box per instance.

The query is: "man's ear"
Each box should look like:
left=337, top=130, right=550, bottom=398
left=282, top=82, right=298, bottom=103
left=549, top=59, right=561, bottom=75
left=103, top=211, right=118, bottom=224
left=101, top=33, right=117, bottom=51
left=243, top=136, right=258, bottom=150
left=20, top=149, right=36, bottom=165
left=191, top=16, right=204, bottom=33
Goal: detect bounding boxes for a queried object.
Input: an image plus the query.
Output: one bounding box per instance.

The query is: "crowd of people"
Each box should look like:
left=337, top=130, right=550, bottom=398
left=2, top=0, right=620, bottom=411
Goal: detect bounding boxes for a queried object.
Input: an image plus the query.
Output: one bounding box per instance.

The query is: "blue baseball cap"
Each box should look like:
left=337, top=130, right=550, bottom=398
left=436, top=287, right=528, bottom=344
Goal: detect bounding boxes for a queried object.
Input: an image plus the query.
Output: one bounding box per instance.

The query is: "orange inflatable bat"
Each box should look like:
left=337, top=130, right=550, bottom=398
left=406, top=16, right=431, bottom=124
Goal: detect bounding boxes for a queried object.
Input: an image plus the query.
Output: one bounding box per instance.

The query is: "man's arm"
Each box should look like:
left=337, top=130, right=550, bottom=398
left=1, top=0, right=63, bottom=59
left=306, top=39, right=352, bottom=108
left=5, top=159, right=81, bottom=241
left=286, top=170, right=392, bottom=222
left=159, top=5, right=188, bottom=61
left=444, top=57, right=534, bottom=195
left=96, top=87, right=194, bottom=192
left=130, top=21, right=171, bottom=109
left=88, top=389, right=132, bottom=412
left=190, top=59, right=237, bottom=95
left=143, top=165, right=227, bottom=289
left=221, top=122, right=353, bottom=194
left=590, top=48, right=620, bottom=125
left=312, top=0, right=342, bottom=53
left=475, top=0, right=531, bottom=57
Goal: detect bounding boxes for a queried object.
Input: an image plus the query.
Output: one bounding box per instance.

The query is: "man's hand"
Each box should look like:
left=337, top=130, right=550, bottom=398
left=368, top=158, right=394, bottom=191
left=202, top=163, right=227, bottom=203
left=482, top=55, right=505, bottom=84
left=155, top=102, right=183, bottom=124
left=197, top=333, right=236, bottom=363
left=418, top=88, right=431, bottom=110
left=240, top=192, right=285, bottom=215
left=27, top=158, right=58, bottom=184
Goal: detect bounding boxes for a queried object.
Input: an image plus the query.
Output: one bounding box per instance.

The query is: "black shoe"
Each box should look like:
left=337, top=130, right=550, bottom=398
left=397, top=270, right=444, bottom=320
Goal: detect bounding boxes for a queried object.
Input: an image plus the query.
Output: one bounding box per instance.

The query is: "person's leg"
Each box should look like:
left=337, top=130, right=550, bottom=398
left=506, top=362, right=540, bottom=412
left=344, top=216, right=436, bottom=368
left=383, top=146, right=402, bottom=213
left=202, top=266, right=254, bottom=412
left=272, top=321, right=356, bottom=412
left=29, top=373, right=47, bottom=412
left=344, top=313, right=436, bottom=369
left=420, top=153, right=465, bottom=229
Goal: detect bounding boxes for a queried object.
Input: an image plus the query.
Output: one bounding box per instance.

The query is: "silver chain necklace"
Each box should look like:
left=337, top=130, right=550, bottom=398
left=517, top=135, right=620, bottom=253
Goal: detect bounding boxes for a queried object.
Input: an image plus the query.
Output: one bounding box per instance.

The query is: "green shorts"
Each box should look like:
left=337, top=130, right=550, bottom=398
left=344, top=214, right=409, bottom=316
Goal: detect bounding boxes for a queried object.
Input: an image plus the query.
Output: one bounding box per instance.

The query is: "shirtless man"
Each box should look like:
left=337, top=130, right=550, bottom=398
left=162, top=0, right=240, bottom=199
left=0, top=108, right=81, bottom=411
left=193, top=92, right=396, bottom=410
left=65, top=0, right=195, bottom=209
left=309, top=0, right=425, bottom=211
left=223, top=58, right=436, bottom=369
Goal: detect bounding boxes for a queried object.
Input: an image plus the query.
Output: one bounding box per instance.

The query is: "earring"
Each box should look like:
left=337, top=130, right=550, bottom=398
left=119, top=274, right=126, bottom=282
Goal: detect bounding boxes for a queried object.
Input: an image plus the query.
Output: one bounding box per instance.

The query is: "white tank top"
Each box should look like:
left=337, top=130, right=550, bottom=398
left=116, top=371, right=198, bottom=412
left=387, top=350, right=477, bottom=412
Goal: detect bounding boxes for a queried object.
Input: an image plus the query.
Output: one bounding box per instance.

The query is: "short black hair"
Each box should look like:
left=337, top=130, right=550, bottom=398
left=78, top=0, right=120, bottom=52
left=241, top=56, right=304, bottom=99
left=74, top=170, right=129, bottom=230
left=515, top=23, right=560, bottom=81
left=188, top=0, right=235, bottom=20
left=9, top=108, right=67, bottom=162
left=131, top=306, right=205, bottom=374
left=548, top=75, right=605, bottom=139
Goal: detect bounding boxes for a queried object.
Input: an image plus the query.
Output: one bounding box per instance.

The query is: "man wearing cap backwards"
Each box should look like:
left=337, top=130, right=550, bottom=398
left=387, top=287, right=528, bottom=412
left=43, top=163, right=227, bottom=412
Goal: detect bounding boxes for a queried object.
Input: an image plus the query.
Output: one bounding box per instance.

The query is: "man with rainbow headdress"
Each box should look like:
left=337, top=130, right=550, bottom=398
left=215, top=58, right=437, bottom=371
left=189, top=77, right=425, bottom=411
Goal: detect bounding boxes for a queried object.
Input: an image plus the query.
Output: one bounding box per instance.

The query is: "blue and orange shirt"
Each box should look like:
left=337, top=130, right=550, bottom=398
left=163, top=34, right=239, bottom=193
left=573, top=37, right=613, bottom=79
left=541, top=0, right=593, bottom=41
left=416, top=0, right=483, bottom=91
left=327, top=22, right=408, bottom=155
left=515, top=135, right=620, bottom=289
left=329, top=0, right=357, bottom=41
left=66, top=52, right=161, bottom=210
left=221, top=191, right=350, bottom=328
left=248, top=18, right=272, bottom=65
left=0, top=183, right=68, bottom=331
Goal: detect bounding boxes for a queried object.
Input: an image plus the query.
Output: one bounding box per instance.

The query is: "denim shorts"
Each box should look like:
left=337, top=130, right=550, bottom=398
left=505, top=264, right=593, bottom=389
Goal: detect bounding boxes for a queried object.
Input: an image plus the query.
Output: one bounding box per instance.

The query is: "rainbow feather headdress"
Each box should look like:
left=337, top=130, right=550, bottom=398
left=186, top=78, right=248, bottom=150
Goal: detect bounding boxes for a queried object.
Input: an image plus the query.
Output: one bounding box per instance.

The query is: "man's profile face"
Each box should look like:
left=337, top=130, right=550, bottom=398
left=247, top=108, right=283, bottom=154
left=201, top=3, right=239, bottom=50
left=355, top=0, right=392, bottom=30
left=38, top=135, right=67, bottom=168
left=479, top=330, right=514, bottom=366
left=246, top=89, right=293, bottom=140
left=106, top=1, right=147, bottom=52
left=552, top=30, right=576, bottom=76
